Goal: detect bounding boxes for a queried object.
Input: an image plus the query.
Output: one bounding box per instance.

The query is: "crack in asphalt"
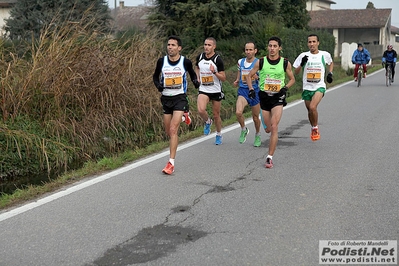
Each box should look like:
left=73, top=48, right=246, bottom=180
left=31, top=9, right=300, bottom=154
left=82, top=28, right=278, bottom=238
left=88, top=119, right=309, bottom=265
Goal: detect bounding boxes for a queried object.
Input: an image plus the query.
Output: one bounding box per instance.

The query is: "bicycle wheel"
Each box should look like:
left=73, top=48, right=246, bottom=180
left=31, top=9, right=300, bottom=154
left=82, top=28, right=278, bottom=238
left=357, top=70, right=362, bottom=87
left=389, top=67, right=392, bottom=86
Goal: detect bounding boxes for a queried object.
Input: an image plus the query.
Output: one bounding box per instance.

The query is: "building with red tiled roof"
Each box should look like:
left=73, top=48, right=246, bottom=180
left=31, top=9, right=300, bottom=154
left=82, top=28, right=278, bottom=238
left=110, top=1, right=153, bottom=33
left=309, top=9, right=392, bottom=30
left=309, top=8, right=393, bottom=57
left=0, top=0, right=15, bottom=7
left=306, top=0, right=398, bottom=58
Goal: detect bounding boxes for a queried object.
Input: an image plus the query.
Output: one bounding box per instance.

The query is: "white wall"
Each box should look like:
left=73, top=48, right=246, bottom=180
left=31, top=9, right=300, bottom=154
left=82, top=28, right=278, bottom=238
left=341, top=42, right=373, bottom=71
left=306, top=0, right=331, bottom=11
left=0, top=8, right=11, bottom=35
left=389, top=32, right=399, bottom=51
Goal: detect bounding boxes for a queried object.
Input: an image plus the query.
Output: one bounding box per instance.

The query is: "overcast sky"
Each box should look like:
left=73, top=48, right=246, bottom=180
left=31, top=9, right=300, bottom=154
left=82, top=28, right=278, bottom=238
left=107, top=0, right=146, bottom=8
left=107, top=0, right=399, bottom=26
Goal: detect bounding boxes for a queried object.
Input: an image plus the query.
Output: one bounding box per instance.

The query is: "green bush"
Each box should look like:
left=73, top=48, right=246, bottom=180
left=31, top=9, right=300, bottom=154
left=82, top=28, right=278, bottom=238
left=0, top=116, right=76, bottom=179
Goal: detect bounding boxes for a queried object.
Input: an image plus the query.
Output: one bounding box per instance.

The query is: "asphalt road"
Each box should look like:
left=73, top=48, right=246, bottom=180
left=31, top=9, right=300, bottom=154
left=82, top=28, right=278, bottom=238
left=1, top=68, right=398, bottom=266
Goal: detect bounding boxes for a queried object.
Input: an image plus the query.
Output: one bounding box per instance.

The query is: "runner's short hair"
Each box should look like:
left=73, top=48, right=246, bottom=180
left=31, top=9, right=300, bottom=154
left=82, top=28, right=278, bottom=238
left=168, top=35, right=182, bottom=47
left=268, top=36, right=281, bottom=47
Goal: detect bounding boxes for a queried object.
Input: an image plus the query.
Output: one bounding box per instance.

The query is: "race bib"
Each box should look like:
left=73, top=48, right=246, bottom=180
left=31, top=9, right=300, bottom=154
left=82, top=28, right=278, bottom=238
left=241, top=69, right=255, bottom=84
left=241, top=74, right=248, bottom=84
left=306, top=69, right=322, bottom=83
left=165, top=76, right=183, bottom=88
left=241, top=75, right=257, bottom=84
left=201, top=75, right=214, bottom=86
left=264, top=78, right=282, bottom=92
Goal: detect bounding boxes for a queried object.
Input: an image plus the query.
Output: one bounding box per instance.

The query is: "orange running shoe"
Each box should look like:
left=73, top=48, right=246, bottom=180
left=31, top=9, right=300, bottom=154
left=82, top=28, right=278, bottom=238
left=182, top=112, right=191, bottom=125
left=162, top=162, right=174, bottom=175
left=311, top=128, right=320, bottom=141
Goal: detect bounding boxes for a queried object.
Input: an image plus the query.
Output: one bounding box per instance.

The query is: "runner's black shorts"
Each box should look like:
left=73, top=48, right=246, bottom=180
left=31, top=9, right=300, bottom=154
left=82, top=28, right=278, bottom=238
left=258, top=90, right=286, bottom=111
left=161, top=94, right=188, bottom=114
left=198, top=91, right=225, bottom=101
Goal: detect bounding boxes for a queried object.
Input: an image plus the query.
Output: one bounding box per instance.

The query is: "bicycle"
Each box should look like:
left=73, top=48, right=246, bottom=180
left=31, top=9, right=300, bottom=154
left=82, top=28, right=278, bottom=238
left=356, top=64, right=364, bottom=87
left=385, top=62, right=393, bottom=87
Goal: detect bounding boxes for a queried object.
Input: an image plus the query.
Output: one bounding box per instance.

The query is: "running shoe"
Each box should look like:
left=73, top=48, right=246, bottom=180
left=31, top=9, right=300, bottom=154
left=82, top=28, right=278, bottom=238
left=204, top=119, right=213, bottom=135
left=354, top=78, right=357, bottom=82
left=265, top=157, right=273, bottom=168
left=254, top=135, right=261, bottom=147
left=311, top=128, right=320, bottom=141
left=239, top=128, right=249, bottom=143
left=183, top=112, right=191, bottom=125
left=162, top=162, right=174, bottom=175
left=215, top=135, right=223, bottom=145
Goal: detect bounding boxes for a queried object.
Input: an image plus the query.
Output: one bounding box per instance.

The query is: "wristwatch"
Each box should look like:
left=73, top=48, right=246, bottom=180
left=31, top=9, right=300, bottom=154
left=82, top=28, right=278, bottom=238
left=213, top=71, right=217, bottom=75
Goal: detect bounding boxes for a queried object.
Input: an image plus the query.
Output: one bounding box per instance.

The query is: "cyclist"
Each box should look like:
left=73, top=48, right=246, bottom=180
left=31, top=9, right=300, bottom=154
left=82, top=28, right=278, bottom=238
left=382, top=44, right=397, bottom=83
left=352, top=43, right=370, bottom=82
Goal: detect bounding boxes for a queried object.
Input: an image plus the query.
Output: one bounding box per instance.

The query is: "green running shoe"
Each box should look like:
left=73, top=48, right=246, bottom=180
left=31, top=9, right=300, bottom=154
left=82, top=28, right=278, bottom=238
left=239, top=128, right=249, bottom=144
left=254, top=135, right=261, bottom=147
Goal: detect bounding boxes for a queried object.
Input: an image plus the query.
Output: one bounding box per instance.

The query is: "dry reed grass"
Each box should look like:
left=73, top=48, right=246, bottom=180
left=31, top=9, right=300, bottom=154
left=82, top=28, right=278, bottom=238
left=0, top=22, right=173, bottom=177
